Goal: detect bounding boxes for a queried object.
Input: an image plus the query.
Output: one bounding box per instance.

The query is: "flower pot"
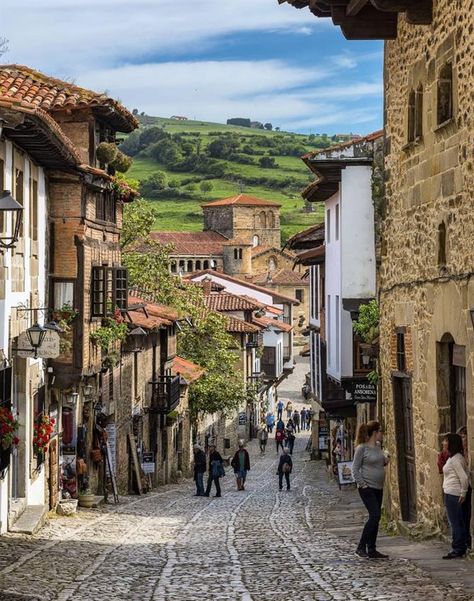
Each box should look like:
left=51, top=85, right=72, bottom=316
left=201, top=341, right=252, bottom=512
left=57, top=499, right=78, bottom=516
left=78, top=493, right=95, bottom=508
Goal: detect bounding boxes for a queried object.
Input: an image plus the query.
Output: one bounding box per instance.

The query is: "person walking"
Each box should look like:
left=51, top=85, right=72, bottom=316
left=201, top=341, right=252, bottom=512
left=204, top=443, right=224, bottom=498
left=257, top=425, right=269, bottom=454
left=276, top=417, right=285, bottom=432
left=266, top=412, right=275, bottom=433
left=277, top=447, right=293, bottom=490
left=286, top=428, right=296, bottom=455
left=231, top=440, right=250, bottom=491
left=457, top=426, right=472, bottom=550
left=275, top=428, right=286, bottom=453
left=306, top=408, right=313, bottom=431
left=193, top=444, right=206, bottom=496
left=300, top=407, right=307, bottom=431
left=293, top=409, right=300, bottom=433
left=442, top=433, right=469, bottom=559
left=285, top=400, right=293, bottom=420
left=352, top=420, right=389, bottom=559
left=277, top=399, right=284, bottom=421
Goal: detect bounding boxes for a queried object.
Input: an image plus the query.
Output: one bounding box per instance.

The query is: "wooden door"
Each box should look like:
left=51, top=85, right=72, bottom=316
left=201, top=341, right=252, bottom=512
left=49, top=438, right=59, bottom=508
left=393, top=376, right=417, bottom=522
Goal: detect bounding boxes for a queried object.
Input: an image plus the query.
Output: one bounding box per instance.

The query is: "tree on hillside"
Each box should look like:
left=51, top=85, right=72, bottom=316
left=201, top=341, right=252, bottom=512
left=227, top=118, right=251, bottom=128
left=207, top=136, right=239, bottom=159
left=119, top=130, right=141, bottom=157
left=139, top=172, right=168, bottom=198
left=259, top=156, right=277, bottom=169
left=200, top=180, right=213, bottom=193
left=149, top=138, right=182, bottom=165
left=264, top=123, right=273, bottom=131
left=140, top=126, right=169, bottom=149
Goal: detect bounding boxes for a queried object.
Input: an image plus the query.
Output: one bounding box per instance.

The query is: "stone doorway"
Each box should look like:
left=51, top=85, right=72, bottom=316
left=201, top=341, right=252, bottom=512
left=393, top=375, right=417, bottom=522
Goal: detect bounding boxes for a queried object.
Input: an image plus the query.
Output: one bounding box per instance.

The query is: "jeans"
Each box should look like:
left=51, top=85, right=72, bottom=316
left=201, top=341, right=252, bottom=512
left=259, top=440, right=267, bottom=453
left=205, top=476, right=221, bottom=497
left=278, top=472, right=290, bottom=490
left=463, top=486, right=472, bottom=549
left=194, top=471, right=204, bottom=495
left=358, top=487, right=383, bottom=553
left=267, top=425, right=274, bottom=433
left=276, top=440, right=284, bottom=453
left=288, top=438, right=295, bottom=454
left=277, top=409, right=283, bottom=420
left=445, top=493, right=467, bottom=555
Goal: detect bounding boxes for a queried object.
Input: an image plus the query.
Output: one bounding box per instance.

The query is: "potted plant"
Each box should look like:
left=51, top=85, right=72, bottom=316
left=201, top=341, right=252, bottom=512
left=96, top=142, right=118, bottom=164
left=33, top=414, right=55, bottom=457
left=353, top=300, right=380, bottom=356
left=78, top=477, right=95, bottom=508
left=0, top=407, right=20, bottom=451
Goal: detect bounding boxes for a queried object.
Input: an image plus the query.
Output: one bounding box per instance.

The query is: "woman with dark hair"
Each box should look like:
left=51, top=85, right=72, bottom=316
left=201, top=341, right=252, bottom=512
left=352, top=420, right=389, bottom=559
left=442, top=432, right=469, bottom=559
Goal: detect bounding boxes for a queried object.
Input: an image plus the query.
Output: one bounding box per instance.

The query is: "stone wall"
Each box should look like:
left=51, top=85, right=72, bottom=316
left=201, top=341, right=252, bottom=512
left=380, top=0, right=474, bottom=533
left=203, top=205, right=280, bottom=248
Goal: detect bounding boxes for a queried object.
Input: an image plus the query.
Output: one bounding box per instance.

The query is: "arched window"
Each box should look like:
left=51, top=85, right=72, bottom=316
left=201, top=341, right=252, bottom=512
left=170, top=261, right=177, bottom=273
left=234, top=248, right=238, bottom=260
left=438, top=221, right=447, bottom=267
left=187, top=260, right=193, bottom=272
left=268, top=211, right=275, bottom=228
left=259, top=211, right=267, bottom=229
left=437, top=63, right=453, bottom=125
left=415, top=84, right=423, bottom=139
left=252, top=235, right=259, bottom=247
left=203, top=260, right=209, bottom=269
left=195, top=260, right=202, bottom=270
left=238, top=248, right=243, bottom=260
left=268, top=256, right=277, bottom=271
left=407, top=89, right=415, bottom=143
left=437, top=333, right=466, bottom=435
left=179, top=260, right=185, bottom=272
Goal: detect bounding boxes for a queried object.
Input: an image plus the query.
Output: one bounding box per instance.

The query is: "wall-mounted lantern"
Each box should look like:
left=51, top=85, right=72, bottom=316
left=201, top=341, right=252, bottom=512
left=0, top=190, right=23, bottom=250
left=26, top=323, right=47, bottom=359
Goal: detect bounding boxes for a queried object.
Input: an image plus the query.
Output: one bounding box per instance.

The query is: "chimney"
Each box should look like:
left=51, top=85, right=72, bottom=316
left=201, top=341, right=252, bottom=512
left=202, top=275, right=212, bottom=296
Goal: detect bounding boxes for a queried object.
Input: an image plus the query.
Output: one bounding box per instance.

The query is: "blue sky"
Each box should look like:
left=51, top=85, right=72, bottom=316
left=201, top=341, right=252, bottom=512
left=1, top=0, right=383, bottom=134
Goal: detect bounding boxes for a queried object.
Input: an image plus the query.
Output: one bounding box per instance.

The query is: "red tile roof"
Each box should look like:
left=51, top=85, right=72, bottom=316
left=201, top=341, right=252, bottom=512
left=0, top=65, right=138, bottom=132
left=253, top=316, right=293, bottom=332
left=295, top=245, right=326, bottom=265
left=252, top=269, right=309, bottom=286
left=172, top=356, right=204, bottom=383
left=127, top=295, right=179, bottom=328
left=201, top=194, right=281, bottom=208
left=204, top=292, right=264, bottom=312
left=226, top=315, right=262, bottom=334
left=150, top=231, right=227, bottom=256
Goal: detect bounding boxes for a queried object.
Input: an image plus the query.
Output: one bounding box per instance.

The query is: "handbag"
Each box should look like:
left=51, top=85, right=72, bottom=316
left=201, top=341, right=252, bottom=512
left=282, top=462, right=291, bottom=474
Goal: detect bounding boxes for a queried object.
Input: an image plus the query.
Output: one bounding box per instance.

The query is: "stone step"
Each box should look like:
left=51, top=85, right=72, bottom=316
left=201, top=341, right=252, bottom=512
left=7, top=497, right=27, bottom=530
left=9, top=504, right=48, bottom=535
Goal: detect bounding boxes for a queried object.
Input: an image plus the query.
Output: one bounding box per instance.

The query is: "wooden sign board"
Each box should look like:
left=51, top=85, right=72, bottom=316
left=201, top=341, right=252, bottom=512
left=17, top=330, right=61, bottom=359
left=128, top=432, right=143, bottom=495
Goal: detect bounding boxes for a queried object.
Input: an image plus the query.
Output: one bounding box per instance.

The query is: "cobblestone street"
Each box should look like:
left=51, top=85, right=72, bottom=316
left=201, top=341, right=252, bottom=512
left=0, top=433, right=471, bottom=601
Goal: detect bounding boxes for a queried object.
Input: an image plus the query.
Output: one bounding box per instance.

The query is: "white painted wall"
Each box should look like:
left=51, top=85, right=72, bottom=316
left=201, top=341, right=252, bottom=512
left=325, top=191, right=342, bottom=380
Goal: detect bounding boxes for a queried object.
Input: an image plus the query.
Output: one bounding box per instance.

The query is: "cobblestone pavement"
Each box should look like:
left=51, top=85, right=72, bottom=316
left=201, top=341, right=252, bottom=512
left=0, top=436, right=472, bottom=601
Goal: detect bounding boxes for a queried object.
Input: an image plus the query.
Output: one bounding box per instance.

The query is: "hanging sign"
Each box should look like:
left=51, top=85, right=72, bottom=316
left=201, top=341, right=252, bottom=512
left=16, top=330, right=60, bottom=359
left=141, top=452, right=155, bottom=474
left=352, top=380, right=377, bottom=403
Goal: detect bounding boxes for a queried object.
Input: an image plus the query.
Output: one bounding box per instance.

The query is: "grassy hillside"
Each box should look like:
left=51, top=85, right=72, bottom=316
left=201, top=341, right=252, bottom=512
left=124, top=117, right=338, bottom=240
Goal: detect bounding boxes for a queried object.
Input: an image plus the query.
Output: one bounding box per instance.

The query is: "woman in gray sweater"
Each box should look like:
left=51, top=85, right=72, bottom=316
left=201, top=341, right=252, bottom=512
left=352, top=420, right=389, bottom=559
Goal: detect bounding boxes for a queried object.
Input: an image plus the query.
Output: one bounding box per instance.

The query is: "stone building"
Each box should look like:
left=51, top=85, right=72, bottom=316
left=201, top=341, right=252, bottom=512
left=281, top=0, right=473, bottom=539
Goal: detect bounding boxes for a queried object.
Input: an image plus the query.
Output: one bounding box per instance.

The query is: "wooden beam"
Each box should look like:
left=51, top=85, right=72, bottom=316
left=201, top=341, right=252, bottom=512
left=346, top=0, right=369, bottom=16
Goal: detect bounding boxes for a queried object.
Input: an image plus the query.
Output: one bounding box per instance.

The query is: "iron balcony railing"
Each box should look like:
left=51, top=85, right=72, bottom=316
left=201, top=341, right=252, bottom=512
left=149, top=374, right=181, bottom=412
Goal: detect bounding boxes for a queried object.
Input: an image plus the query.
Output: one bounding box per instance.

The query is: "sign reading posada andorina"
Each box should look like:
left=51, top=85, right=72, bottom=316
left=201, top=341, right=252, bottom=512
left=352, top=380, right=377, bottom=403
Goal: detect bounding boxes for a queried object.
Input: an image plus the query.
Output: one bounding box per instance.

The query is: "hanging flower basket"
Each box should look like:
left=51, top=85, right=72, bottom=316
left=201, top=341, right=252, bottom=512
left=33, top=414, right=55, bottom=456
left=0, top=407, right=20, bottom=451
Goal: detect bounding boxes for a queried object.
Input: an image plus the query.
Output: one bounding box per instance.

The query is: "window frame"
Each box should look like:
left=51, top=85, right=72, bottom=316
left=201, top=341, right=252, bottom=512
left=91, top=265, right=128, bottom=318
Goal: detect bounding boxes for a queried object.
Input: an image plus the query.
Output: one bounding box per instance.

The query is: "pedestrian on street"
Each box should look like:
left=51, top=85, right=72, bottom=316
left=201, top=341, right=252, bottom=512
left=276, top=417, right=285, bottom=432
left=457, top=426, right=472, bottom=550
left=285, top=400, right=293, bottom=420
left=293, top=410, right=300, bottom=432
left=352, top=420, right=389, bottom=559
left=275, top=429, right=286, bottom=453
left=231, top=440, right=251, bottom=491
left=277, top=447, right=293, bottom=491
left=257, top=425, right=269, bottom=454
left=193, top=444, right=206, bottom=496
left=287, top=429, right=296, bottom=455
left=277, top=399, right=284, bottom=421
left=306, top=409, right=312, bottom=431
left=442, top=433, right=469, bottom=559
left=204, top=444, right=224, bottom=498
left=300, top=407, right=307, bottom=430
left=266, top=412, right=275, bottom=433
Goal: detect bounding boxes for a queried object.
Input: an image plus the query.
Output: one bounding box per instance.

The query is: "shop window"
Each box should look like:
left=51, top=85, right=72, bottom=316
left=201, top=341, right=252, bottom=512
left=438, top=221, right=447, bottom=267
left=415, top=84, right=423, bottom=139
left=437, top=63, right=453, bottom=126
left=91, top=265, right=128, bottom=317
left=407, top=89, right=415, bottom=143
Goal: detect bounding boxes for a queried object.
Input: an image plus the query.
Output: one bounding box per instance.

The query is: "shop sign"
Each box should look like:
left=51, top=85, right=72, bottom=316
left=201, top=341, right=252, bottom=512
left=238, top=412, right=247, bottom=425
left=141, top=452, right=155, bottom=474
left=352, top=380, right=377, bottom=403
left=17, top=330, right=60, bottom=359
left=318, top=424, right=329, bottom=450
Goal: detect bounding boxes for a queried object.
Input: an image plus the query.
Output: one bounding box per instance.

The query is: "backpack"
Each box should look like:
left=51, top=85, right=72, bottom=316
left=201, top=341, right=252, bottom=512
left=282, top=462, right=291, bottom=473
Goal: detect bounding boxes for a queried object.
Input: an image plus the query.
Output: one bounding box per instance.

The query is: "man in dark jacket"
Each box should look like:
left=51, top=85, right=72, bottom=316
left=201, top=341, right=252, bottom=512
left=193, top=444, right=206, bottom=496
left=231, top=440, right=251, bottom=490
left=277, top=447, right=293, bottom=491
left=204, top=443, right=224, bottom=498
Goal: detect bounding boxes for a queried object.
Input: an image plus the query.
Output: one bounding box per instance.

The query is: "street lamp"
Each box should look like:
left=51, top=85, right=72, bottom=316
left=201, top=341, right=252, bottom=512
left=128, top=326, right=147, bottom=352
left=66, top=389, right=79, bottom=405
left=0, top=190, right=23, bottom=250
left=361, top=352, right=371, bottom=368
left=26, top=323, right=47, bottom=359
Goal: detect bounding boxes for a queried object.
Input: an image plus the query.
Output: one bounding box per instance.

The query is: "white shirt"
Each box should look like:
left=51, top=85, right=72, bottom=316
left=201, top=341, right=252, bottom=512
left=442, top=453, right=469, bottom=497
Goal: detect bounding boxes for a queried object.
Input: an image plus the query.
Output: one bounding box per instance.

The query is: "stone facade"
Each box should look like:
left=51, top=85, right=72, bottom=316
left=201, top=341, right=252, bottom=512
left=380, top=0, right=474, bottom=533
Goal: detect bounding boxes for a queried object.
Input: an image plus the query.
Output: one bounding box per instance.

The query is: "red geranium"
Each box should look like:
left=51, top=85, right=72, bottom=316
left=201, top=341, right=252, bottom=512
left=33, top=414, right=55, bottom=455
left=0, top=407, right=20, bottom=450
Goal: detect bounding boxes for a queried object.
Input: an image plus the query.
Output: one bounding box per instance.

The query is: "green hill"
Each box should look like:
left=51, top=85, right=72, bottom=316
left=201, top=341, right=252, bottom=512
left=123, top=116, right=343, bottom=241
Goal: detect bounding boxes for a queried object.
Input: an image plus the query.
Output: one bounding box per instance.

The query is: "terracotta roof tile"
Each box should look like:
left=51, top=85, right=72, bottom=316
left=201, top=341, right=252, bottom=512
left=172, top=356, right=204, bottom=383
left=0, top=65, right=138, bottom=132
left=127, top=295, right=179, bottom=327
left=201, top=194, right=281, bottom=208
left=150, top=231, right=227, bottom=256
left=204, top=292, right=264, bottom=312
left=252, top=269, right=309, bottom=286
left=226, top=315, right=262, bottom=333
left=253, top=316, right=293, bottom=332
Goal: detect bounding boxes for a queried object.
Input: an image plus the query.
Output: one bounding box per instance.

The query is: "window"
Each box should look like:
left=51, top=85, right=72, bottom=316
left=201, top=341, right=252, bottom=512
left=268, top=211, right=275, bottom=228
left=95, top=191, right=116, bottom=223
left=310, top=265, right=319, bottom=319
left=195, top=260, right=201, bottom=270
left=438, top=221, right=447, bottom=267
left=415, top=85, right=423, bottom=139
left=187, top=260, right=193, bottom=272
left=259, top=211, right=266, bottom=229
left=252, top=235, right=259, bottom=247
left=29, top=178, right=38, bottom=243
left=335, top=295, right=340, bottom=371
left=170, top=261, right=177, bottom=273
left=407, top=89, right=415, bottom=143
left=238, top=248, right=243, bottom=260
left=326, top=209, right=331, bottom=244
left=15, top=169, right=24, bottom=237
left=234, top=248, right=238, bottom=260
left=268, top=256, right=277, bottom=271
left=53, top=281, right=74, bottom=309
left=437, top=63, right=453, bottom=126
left=91, top=265, right=128, bottom=317
left=335, top=204, right=340, bottom=241
left=203, top=260, right=209, bottom=269
left=396, top=329, right=406, bottom=372
left=295, top=289, right=304, bottom=302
